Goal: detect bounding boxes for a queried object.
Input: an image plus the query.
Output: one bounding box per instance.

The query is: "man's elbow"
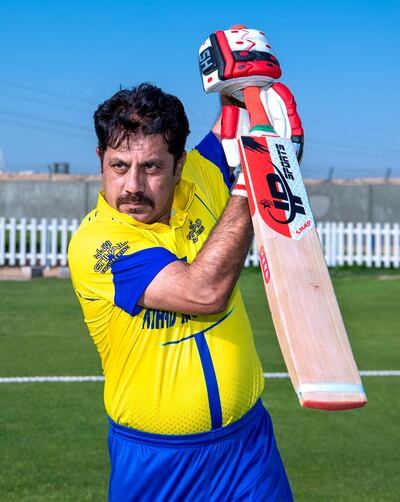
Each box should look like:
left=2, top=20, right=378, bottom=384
left=193, top=288, right=229, bottom=315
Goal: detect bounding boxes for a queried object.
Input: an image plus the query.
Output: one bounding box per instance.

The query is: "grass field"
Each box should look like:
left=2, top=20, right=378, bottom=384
left=0, top=268, right=399, bottom=501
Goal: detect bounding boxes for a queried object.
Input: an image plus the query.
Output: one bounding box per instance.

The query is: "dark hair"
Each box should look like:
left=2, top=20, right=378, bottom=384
left=94, top=83, right=190, bottom=162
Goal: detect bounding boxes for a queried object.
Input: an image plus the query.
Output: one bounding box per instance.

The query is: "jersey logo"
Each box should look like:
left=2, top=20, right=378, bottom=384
left=93, top=240, right=130, bottom=273
left=187, top=218, right=205, bottom=243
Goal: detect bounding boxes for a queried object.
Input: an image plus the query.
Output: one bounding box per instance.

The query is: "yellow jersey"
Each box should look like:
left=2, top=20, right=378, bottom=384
left=68, top=133, right=264, bottom=434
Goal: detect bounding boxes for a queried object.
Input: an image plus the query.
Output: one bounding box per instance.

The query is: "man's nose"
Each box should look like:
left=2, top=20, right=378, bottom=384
left=123, top=168, right=145, bottom=193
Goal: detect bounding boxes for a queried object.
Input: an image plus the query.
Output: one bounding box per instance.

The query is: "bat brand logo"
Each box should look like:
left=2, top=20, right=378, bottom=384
left=241, top=135, right=311, bottom=238
left=296, top=219, right=312, bottom=236
left=199, top=48, right=216, bottom=75
left=275, top=144, right=294, bottom=180
left=264, top=166, right=306, bottom=224
left=93, top=240, right=130, bottom=273
left=259, top=199, right=273, bottom=209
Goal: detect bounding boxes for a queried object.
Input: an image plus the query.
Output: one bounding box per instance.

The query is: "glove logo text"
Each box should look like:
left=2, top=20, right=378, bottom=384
left=199, top=48, right=217, bottom=75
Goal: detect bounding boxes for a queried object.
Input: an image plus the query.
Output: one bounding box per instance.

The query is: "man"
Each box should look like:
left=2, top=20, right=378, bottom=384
left=69, top=28, right=301, bottom=501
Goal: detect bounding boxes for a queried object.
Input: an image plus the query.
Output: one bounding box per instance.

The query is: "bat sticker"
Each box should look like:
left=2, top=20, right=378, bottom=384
left=264, top=166, right=306, bottom=224
left=241, top=135, right=314, bottom=239
left=259, top=245, right=270, bottom=283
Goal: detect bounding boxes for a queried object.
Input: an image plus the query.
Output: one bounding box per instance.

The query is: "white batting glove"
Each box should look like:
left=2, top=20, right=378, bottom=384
left=259, top=83, right=304, bottom=163
left=219, top=105, right=248, bottom=197
left=221, top=84, right=305, bottom=198
left=199, top=25, right=282, bottom=102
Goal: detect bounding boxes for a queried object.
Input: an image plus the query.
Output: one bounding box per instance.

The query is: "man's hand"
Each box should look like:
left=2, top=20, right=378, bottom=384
left=220, top=83, right=305, bottom=199
left=199, top=25, right=281, bottom=101
left=202, top=25, right=304, bottom=183
left=259, top=83, right=304, bottom=163
left=220, top=104, right=250, bottom=197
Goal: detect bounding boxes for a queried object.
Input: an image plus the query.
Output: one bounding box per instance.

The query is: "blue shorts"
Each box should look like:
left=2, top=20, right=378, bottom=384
left=108, top=400, right=293, bottom=502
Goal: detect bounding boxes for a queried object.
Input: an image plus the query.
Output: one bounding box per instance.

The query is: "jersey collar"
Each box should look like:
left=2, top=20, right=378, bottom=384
left=96, top=177, right=195, bottom=230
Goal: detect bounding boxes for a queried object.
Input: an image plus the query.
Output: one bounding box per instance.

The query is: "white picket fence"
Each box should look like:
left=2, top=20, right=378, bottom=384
left=246, top=221, right=400, bottom=268
left=0, top=217, right=399, bottom=268
left=0, top=217, right=79, bottom=267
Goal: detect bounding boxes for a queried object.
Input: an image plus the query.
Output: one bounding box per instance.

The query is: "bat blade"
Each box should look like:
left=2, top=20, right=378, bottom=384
left=239, top=134, right=367, bottom=410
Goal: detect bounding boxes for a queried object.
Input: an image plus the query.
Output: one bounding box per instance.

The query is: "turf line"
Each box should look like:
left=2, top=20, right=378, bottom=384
left=265, top=370, right=400, bottom=378
left=0, top=371, right=399, bottom=384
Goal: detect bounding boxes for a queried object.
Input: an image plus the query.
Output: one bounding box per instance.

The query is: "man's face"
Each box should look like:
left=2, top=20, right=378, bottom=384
left=100, top=134, right=185, bottom=225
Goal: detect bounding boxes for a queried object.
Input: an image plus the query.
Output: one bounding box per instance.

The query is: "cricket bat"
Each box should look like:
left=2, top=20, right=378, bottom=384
left=239, top=87, right=367, bottom=410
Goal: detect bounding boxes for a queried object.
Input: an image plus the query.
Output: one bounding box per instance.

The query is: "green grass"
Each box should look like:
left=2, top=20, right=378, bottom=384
left=244, top=266, right=400, bottom=371
left=0, top=383, right=108, bottom=501
left=0, top=269, right=399, bottom=500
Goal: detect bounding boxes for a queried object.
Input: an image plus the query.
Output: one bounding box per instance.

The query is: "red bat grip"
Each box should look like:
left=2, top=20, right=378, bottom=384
left=243, top=87, right=270, bottom=129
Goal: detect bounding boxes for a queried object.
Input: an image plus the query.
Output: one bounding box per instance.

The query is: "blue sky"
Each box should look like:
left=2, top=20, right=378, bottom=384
left=0, top=0, right=399, bottom=179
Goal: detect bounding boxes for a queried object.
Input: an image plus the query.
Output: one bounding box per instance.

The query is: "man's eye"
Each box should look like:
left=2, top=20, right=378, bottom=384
left=113, top=161, right=127, bottom=169
left=144, top=163, right=160, bottom=171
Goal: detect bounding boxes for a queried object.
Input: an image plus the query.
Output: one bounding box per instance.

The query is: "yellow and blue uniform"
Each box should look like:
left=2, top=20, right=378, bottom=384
left=69, top=132, right=264, bottom=434
left=68, top=132, right=292, bottom=501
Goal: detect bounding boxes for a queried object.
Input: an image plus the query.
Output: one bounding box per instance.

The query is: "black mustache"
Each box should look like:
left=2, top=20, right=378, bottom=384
left=116, top=192, right=155, bottom=209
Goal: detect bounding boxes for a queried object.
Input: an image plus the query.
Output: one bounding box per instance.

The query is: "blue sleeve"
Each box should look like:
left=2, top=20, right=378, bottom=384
left=111, top=247, right=179, bottom=316
left=195, top=131, right=233, bottom=190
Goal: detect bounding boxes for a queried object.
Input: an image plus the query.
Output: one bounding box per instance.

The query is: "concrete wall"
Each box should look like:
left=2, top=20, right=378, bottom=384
left=308, top=185, right=371, bottom=222
left=0, top=180, right=101, bottom=220
left=0, top=179, right=399, bottom=222
left=370, top=185, right=400, bottom=223
left=308, top=184, right=400, bottom=223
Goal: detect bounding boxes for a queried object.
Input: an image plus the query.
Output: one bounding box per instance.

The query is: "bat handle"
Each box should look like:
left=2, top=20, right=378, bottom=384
left=243, top=87, right=273, bottom=132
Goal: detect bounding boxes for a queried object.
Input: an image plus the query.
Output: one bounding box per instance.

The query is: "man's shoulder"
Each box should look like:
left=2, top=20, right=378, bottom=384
left=68, top=209, right=165, bottom=276
left=69, top=211, right=131, bottom=271
left=184, top=148, right=227, bottom=189
left=185, top=146, right=221, bottom=172
left=69, top=208, right=105, bottom=253
left=182, top=147, right=229, bottom=214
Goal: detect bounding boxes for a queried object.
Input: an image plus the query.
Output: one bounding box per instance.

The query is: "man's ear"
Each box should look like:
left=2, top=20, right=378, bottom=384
left=96, top=147, right=104, bottom=173
left=174, top=151, right=186, bottom=181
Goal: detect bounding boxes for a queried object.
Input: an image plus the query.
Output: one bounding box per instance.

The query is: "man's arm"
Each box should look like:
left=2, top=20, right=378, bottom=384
left=138, top=195, right=252, bottom=315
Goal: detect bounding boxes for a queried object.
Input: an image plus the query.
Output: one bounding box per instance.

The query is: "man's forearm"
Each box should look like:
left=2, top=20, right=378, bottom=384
left=139, top=194, right=253, bottom=315
left=189, top=195, right=253, bottom=311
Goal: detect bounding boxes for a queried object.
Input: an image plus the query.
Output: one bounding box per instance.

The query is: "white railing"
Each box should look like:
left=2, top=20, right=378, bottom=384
left=246, top=221, right=400, bottom=268
left=0, top=218, right=399, bottom=268
left=0, top=217, right=79, bottom=267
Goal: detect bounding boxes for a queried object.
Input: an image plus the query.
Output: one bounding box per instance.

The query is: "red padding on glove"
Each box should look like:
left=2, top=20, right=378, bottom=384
left=221, top=105, right=240, bottom=139
left=232, top=61, right=282, bottom=80
left=271, top=83, right=304, bottom=136
left=215, top=31, right=235, bottom=78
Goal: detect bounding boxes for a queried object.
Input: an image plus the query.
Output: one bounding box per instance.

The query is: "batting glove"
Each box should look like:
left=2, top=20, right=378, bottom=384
left=199, top=25, right=281, bottom=101
left=221, top=83, right=304, bottom=197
